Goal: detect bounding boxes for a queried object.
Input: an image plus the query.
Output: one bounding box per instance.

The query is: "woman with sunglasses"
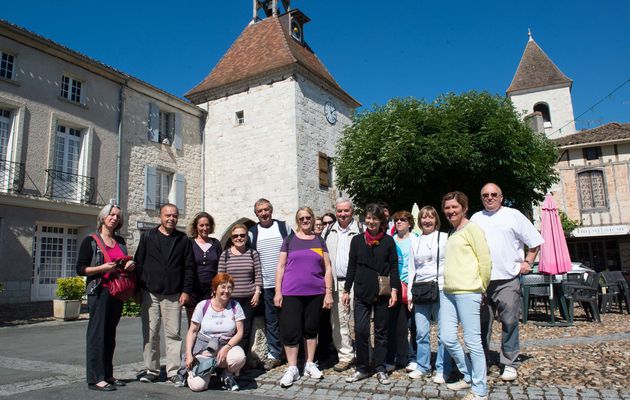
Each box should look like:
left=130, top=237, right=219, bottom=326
left=440, top=191, right=492, bottom=400
left=187, top=212, right=222, bottom=324
left=218, top=224, right=262, bottom=356
left=274, top=207, right=334, bottom=388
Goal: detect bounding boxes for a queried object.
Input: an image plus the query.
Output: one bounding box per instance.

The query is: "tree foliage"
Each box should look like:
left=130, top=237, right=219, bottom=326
left=335, top=92, right=558, bottom=216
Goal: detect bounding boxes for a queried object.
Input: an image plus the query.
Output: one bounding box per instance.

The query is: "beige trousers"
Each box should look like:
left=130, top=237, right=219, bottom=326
left=331, top=280, right=354, bottom=363
left=141, top=290, right=182, bottom=378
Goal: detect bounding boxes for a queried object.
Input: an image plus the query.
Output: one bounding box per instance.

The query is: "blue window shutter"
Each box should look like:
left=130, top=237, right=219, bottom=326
left=173, top=113, right=182, bottom=150
left=172, top=173, right=185, bottom=213
left=148, top=103, right=159, bottom=142
left=144, top=165, right=157, bottom=209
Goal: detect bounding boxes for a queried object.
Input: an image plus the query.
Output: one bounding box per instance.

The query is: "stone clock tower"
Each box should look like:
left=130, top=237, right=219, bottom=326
left=186, top=0, right=360, bottom=233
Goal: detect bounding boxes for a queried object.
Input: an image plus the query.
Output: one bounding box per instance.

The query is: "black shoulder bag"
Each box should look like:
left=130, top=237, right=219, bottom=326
left=411, top=232, right=440, bottom=304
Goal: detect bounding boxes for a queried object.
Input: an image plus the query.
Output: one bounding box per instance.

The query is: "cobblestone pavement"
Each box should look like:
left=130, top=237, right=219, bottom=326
left=1, top=303, right=630, bottom=399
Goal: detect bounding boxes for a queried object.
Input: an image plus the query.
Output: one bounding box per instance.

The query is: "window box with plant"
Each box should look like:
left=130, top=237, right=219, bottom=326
left=53, top=276, right=85, bottom=320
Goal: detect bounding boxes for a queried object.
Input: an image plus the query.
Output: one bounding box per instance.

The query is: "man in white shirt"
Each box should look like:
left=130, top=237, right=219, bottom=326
left=470, top=183, right=543, bottom=382
left=325, top=198, right=363, bottom=371
left=248, top=198, right=292, bottom=370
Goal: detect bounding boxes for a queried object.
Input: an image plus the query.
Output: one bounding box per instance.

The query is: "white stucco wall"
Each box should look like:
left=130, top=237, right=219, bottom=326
left=199, top=78, right=299, bottom=234
left=509, top=85, right=576, bottom=138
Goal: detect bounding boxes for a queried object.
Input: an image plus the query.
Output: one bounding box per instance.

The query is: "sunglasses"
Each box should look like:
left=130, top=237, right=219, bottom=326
left=395, top=218, right=408, bottom=222
left=322, top=220, right=333, bottom=225
left=231, top=233, right=247, bottom=239
left=482, top=192, right=501, bottom=199
left=298, top=216, right=312, bottom=221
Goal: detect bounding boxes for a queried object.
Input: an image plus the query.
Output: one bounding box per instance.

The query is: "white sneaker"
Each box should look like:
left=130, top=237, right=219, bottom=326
left=405, top=362, right=418, bottom=372
left=446, top=379, right=472, bottom=391
left=408, top=369, right=427, bottom=379
left=501, top=365, right=518, bottom=381
left=385, top=363, right=396, bottom=372
left=345, top=370, right=369, bottom=383
left=279, top=366, right=300, bottom=388
left=432, top=372, right=446, bottom=384
left=303, top=361, right=323, bottom=379
left=461, top=392, right=488, bottom=400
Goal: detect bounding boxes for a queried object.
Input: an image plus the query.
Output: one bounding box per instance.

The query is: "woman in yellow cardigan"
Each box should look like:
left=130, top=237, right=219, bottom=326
left=440, top=191, right=492, bottom=400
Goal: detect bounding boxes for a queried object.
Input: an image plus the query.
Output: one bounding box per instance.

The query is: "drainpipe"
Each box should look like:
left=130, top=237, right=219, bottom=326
left=202, top=101, right=208, bottom=211
left=115, top=82, right=126, bottom=205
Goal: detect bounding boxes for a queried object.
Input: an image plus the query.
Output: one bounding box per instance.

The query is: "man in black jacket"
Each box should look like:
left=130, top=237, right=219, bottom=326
left=135, top=203, right=195, bottom=386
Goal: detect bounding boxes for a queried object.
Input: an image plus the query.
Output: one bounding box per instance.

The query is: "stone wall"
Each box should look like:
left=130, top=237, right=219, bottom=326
left=121, top=87, right=204, bottom=252
left=510, top=85, right=576, bottom=138
left=199, top=78, right=299, bottom=235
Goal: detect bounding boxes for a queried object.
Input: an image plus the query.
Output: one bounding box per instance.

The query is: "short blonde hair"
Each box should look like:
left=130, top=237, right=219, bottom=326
left=97, top=204, right=123, bottom=231
left=418, top=206, right=441, bottom=230
left=295, top=207, right=315, bottom=233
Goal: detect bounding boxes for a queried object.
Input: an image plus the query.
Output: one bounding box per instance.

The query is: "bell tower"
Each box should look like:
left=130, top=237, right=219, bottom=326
left=507, top=31, right=576, bottom=138
left=186, top=1, right=360, bottom=234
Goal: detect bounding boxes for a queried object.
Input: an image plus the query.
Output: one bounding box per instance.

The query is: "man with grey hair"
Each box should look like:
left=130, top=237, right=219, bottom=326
left=325, top=198, right=363, bottom=371
left=135, top=203, right=195, bottom=386
left=471, top=183, right=543, bottom=382
left=248, top=198, right=291, bottom=370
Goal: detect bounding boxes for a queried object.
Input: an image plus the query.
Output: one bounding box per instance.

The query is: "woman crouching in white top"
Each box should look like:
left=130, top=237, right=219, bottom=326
left=406, top=206, right=453, bottom=383
left=185, top=273, right=246, bottom=392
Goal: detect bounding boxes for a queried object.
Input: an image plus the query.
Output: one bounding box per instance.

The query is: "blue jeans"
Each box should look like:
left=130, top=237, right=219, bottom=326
left=263, top=288, right=282, bottom=359
left=413, top=292, right=452, bottom=375
left=440, top=292, right=487, bottom=397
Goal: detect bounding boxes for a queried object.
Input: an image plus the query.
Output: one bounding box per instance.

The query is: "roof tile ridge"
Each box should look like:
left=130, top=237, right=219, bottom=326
left=274, top=15, right=298, bottom=64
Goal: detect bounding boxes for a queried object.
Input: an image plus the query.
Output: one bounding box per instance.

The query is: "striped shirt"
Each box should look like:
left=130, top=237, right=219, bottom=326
left=248, top=221, right=290, bottom=288
left=218, top=248, right=263, bottom=298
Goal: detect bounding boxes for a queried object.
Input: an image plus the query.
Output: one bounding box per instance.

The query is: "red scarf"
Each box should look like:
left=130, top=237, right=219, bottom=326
left=365, top=229, right=385, bottom=247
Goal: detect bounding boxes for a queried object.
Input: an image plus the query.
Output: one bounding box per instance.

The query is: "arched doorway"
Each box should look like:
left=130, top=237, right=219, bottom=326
left=218, top=217, right=256, bottom=249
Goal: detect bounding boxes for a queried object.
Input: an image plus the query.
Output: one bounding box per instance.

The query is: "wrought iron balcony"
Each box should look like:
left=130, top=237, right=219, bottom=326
left=45, top=169, right=95, bottom=204
left=0, top=159, right=25, bottom=193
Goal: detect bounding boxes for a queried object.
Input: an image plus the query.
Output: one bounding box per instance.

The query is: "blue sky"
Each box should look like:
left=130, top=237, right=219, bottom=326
left=3, top=1, right=629, bottom=129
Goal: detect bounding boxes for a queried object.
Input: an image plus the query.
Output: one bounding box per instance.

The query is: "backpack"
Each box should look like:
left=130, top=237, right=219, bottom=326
left=248, top=219, right=289, bottom=250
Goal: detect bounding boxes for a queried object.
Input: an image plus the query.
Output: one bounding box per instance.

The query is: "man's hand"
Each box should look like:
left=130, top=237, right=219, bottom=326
left=179, top=292, right=192, bottom=306
left=520, top=261, right=532, bottom=275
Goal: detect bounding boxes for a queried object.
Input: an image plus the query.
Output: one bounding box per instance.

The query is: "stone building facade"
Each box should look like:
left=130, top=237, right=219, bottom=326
left=0, top=21, right=204, bottom=303
left=508, top=34, right=630, bottom=274
left=186, top=8, right=359, bottom=235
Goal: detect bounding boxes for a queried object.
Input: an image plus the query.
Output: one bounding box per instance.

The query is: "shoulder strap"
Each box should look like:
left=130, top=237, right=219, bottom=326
left=276, top=220, right=288, bottom=239
left=285, top=232, right=295, bottom=255
left=91, top=233, right=112, bottom=263
left=223, top=248, right=231, bottom=264
left=202, top=299, right=211, bottom=318
left=435, top=232, right=440, bottom=280
left=249, top=224, right=259, bottom=250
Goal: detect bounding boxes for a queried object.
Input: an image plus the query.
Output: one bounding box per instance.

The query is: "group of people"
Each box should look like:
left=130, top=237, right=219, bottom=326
left=76, top=183, right=544, bottom=400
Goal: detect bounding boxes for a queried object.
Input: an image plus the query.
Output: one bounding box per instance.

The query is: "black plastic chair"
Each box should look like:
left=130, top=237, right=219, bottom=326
left=522, top=274, right=557, bottom=324
left=601, top=271, right=630, bottom=314
left=563, top=272, right=601, bottom=322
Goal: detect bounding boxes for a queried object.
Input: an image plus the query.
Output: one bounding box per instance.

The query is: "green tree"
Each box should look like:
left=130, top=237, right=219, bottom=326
left=335, top=92, right=558, bottom=216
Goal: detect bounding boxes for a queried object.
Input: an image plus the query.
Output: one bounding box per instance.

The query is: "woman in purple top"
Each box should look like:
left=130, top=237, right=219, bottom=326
left=274, top=207, right=334, bottom=388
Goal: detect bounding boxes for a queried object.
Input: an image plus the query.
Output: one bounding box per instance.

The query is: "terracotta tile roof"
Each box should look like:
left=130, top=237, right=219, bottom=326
left=185, top=12, right=359, bottom=107
left=506, top=38, right=572, bottom=94
left=552, top=123, right=630, bottom=147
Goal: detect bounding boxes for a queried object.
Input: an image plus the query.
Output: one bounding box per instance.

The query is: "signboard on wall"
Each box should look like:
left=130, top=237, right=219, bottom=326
left=572, top=225, right=630, bottom=237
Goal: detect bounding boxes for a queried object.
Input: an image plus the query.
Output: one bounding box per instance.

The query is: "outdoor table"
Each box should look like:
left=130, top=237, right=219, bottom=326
left=521, top=273, right=571, bottom=325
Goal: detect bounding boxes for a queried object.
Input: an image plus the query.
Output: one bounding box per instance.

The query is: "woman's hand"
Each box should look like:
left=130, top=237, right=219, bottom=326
left=251, top=292, right=261, bottom=307
left=323, top=292, right=333, bottom=309
left=388, top=290, right=398, bottom=308
left=216, top=345, right=230, bottom=364
left=407, top=300, right=413, bottom=312
left=185, top=353, right=195, bottom=370
left=274, top=292, right=283, bottom=308
left=124, top=260, right=136, bottom=271
left=342, top=292, right=350, bottom=308
left=101, top=261, right=116, bottom=273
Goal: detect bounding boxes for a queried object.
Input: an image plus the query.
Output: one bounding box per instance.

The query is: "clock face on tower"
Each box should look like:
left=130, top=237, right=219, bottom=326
left=324, top=101, right=337, bottom=125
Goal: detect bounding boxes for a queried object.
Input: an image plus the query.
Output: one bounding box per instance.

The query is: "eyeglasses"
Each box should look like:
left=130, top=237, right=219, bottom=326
left=231, top=233, right=247, bottom=239
left=322, top=220, right=333, bottom=225
left=298, top=216, right=312, bottom=221
left=395, top=218, right=408, bottom=222
left=482, top=192, right=501, bottom=199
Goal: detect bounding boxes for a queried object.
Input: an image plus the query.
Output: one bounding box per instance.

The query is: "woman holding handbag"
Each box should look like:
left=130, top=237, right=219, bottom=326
left=406, top=206, right=452, bottom=383
left=440, top=192, right=492, bottom=400
left=76, top=204, right=136, bottom=392
left=343, top=203, right=400, bottom=385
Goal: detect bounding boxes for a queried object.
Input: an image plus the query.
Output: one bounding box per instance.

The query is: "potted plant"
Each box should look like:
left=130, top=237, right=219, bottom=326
left=53, top=276, right=85, bottom=320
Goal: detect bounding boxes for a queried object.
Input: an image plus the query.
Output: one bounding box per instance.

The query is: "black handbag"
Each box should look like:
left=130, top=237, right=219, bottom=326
left=411, top=232, right=440, bottom=304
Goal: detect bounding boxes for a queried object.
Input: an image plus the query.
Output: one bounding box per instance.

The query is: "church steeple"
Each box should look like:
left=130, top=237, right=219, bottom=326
left=506, top=33, right=572, bottom=94
left=506, top=32, right=576, bottom=137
